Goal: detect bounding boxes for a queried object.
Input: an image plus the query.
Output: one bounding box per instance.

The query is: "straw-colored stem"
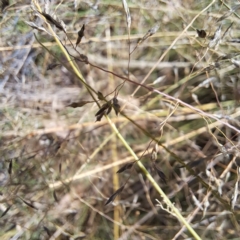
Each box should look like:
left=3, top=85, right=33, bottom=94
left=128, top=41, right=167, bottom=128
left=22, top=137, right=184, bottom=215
left=32, top=1, right=201, bottom=238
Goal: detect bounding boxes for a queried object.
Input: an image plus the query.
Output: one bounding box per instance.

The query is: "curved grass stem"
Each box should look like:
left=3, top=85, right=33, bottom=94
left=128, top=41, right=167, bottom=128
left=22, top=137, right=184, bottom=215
left=32, top=0, right=201, bottom=238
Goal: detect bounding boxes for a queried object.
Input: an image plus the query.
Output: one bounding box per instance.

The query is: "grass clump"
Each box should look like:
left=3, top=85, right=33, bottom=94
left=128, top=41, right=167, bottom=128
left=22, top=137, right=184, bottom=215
left=1, top=0, right=240, bottom=239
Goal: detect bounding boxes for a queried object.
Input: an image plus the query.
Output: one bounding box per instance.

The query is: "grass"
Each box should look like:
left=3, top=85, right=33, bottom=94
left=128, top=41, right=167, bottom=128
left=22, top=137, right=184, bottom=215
left=1, top=0, right=240, bottom=239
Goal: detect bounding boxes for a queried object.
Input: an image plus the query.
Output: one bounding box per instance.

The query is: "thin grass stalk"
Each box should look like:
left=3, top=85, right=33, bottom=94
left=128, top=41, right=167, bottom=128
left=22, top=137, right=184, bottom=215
left=106, top=22, right=121, bottom=239
left=106, top=116, right=201, bottom=240
left=32, top=1, right=201, bottom=238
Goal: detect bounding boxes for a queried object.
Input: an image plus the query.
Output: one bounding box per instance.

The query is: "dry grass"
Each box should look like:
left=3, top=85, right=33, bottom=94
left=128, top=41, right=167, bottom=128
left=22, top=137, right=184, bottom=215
left=1, top=0, right=240, bottom=239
